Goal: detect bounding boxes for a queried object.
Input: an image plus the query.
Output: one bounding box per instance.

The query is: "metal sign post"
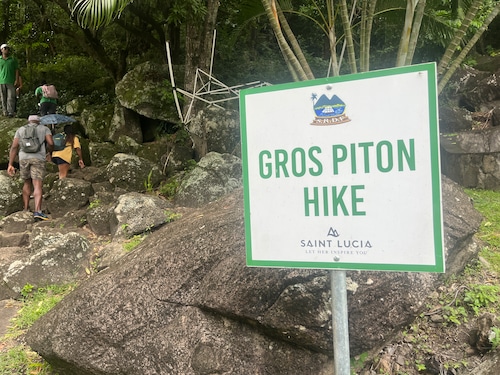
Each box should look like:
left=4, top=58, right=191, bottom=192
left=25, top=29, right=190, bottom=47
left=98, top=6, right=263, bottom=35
left=331, top=270, right=350, bottom=375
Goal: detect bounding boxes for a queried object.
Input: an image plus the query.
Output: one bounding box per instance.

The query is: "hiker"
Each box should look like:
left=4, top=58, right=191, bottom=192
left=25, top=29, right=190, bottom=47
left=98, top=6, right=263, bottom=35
left=7, top=115, right=53, bottom=221
left=0, top=43, right=20, bottom=117
left=51, top=124, right=85, bottom=179
left=35, top=82, right=58, bottom=116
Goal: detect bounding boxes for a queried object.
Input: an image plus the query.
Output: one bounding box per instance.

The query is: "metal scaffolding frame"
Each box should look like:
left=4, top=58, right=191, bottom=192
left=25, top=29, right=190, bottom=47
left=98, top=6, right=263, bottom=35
left=165, top=31, right=270, bottom=125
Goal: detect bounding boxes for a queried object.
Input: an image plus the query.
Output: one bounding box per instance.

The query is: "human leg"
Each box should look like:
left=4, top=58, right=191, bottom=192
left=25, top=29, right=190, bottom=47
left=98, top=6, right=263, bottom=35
left=40, top=102, right=49, bottom=116
left=47, top=102, right=56, bottom=114
left=0, top=84, right=7, bottom=115
left=32, top=179, right=44, bottom=212
left=27, top=158, right=47, bottom=217
left=22, top=179, right=33, bottom=211
left=57, top=162, right=71, bottom=179
left=19, top=159, right=33, bottom=211
left=5, top=84, right=15, bottom=116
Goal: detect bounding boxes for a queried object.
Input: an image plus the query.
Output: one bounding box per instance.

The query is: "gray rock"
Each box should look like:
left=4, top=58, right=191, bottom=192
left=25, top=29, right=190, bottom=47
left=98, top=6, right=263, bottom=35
left=105, top=153, right=163, bottom=192
left=0, top=173, right=23, bottom=216
left=24, top=175, right=482, bottom=373
left=80, top=105, right=114, bottom=143
left=465, top=350, right=500, bottom=375
left=0, top=246, right=28, bottom=299
left=175, top=152, right=242, bottom=207
left=438, top=105, right=473, bottom=133
left=45, top=178, right=94, bottom=218
left=109, top=103, right=142, bottom=144
left=65, top=98, right=87, bottom=115
left=115, top=61, right=178, bottom=122
left=456, top=68, right=500, bottom=111
left=110, top=192, right=172, bottom=238
left=88, top=142, right=121, bottom=167
left=3, top=231, right=91, bottom=295
left=441, top=127, right=500, bottom=189
left=0, top=118, right=28, bottom=165
left=86, top=205, right=113, bottom=236
left=115, top=135, right=141, bottom=154
left=187, top=107, right=241, bottom=158
left=0, top=210, right=32, bottom=233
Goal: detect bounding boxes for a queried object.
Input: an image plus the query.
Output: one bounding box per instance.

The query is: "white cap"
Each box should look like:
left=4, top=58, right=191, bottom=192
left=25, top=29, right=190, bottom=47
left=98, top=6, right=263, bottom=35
left=28, top=115, right=40, bottom=123
left=0, top=44, right=8, bottom=50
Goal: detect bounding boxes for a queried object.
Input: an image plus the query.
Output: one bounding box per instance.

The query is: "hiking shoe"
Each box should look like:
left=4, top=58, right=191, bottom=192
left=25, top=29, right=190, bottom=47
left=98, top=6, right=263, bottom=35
left=33, top=212, right=49, bottom=221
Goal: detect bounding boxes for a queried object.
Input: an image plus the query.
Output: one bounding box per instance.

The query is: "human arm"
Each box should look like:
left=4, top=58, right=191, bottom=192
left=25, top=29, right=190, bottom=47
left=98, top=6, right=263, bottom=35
left=16, top=76, right=22, bottom=96
left=45, top=133, right=54, bottom=153
left=14, top=69, right=19, bottom=88
left=75, top=147, right=85, bottom=168
left=7, top=138, right=19, bottom=176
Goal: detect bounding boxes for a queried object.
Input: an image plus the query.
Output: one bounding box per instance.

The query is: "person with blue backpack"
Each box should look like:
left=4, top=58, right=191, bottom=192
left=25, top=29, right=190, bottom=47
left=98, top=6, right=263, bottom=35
left=51, top=124, right=85, bottom=179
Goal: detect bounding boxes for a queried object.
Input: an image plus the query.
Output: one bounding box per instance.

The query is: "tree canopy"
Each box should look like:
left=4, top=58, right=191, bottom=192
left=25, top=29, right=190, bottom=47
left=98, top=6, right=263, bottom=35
left=1, top=0, right=500, bottom=115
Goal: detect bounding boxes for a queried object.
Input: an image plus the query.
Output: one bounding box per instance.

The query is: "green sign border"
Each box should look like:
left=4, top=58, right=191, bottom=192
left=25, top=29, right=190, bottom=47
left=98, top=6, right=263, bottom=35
left=239, top=62, right=444, bottom=273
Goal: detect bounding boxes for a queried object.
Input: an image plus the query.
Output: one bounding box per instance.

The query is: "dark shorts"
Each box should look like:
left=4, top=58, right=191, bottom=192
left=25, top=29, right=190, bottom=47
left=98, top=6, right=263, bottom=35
left=52, top=156, right=69, bottom=165
left=20, top=158, right=46, bottom=180
left=40, top=102, right=56, bottom=116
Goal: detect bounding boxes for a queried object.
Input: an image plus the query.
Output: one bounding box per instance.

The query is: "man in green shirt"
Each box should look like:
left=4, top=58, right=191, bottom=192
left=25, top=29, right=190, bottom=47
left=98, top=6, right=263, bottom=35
left=0, top=44, right=19, bottom=117
left=35, top=83, right=58, bottom=116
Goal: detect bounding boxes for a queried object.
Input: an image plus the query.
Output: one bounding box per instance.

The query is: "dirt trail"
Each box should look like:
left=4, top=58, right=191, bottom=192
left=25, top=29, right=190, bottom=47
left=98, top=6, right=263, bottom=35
left=0, top=299, right=21, bottom=338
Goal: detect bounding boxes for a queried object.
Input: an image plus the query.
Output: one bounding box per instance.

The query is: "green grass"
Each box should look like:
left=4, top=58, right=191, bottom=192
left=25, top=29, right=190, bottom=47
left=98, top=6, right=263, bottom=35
left=0, top=283, right=75, bottom=374
left=122, top=234, right=145, bottom=252
left=465, top=189, right=500, bottom=271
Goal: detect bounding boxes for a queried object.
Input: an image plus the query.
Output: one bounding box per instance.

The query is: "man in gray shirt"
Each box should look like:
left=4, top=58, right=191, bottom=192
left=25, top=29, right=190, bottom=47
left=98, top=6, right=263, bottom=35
left=7, top=115, right=53, bottom=220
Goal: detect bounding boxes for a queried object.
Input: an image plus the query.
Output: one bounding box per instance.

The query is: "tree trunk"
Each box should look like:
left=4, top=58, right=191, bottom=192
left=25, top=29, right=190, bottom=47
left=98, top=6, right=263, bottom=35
left=405, top=0, right=426, bottom=65
left=339, top=0, right=357, bottom=74
left=261, top=0, right=308, bottom=81
left=276, top=4, right=314, bottom=80
left=326, top=0, right=340, bottom=76
left=360, top=0, right=377, bottom=72
left=438, top=3, right=500, bottom=93
left=437, top=0, right=482, bottom=75
left=396, top=0, right=419, bottom=67
left=184, top=0, right=220, bottom=96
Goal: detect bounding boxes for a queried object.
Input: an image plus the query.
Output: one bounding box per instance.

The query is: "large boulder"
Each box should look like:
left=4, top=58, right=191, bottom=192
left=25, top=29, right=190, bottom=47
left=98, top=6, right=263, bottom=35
left=110, top=192, right=173, bottom=238
left=175, top=152, right=242, bottom=207
left=109, top=103, right=143, bottom=144
left=454, top=67, right=500, bottom=112
left=80, top=105, right=114, bottom=143
left=115, top=61, right=179, bottom=122
left=0, top=118, right=27, bottom=166
left=45, top=178, right=94, bottom=218
left=25, top=175, right=482, bottom=374
left=440, top=65, right=500, bottom=132
left=438, top=105, right=473, bottom=133
left=88, top=142, right=121, bottom=167
left=187, top=107, right=241, bottom=158
left=0, top=173, right=23, bottom=216
left=105, top=153, right=164, bottom=192
left=2, top=228, right=91, bottom=295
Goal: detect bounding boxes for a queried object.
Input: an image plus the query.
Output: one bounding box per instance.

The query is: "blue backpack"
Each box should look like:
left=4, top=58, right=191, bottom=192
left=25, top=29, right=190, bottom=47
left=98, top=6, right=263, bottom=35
left=53, top=132, right=66, bottom=151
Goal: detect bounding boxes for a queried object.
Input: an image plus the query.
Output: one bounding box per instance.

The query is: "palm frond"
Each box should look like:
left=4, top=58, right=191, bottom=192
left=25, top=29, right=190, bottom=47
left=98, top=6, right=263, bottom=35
left=70, top=0, right=132, bottom=29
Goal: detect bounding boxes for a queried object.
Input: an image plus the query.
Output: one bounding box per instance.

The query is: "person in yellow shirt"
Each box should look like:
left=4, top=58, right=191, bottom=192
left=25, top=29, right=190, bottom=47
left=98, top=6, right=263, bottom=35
left=51, top=124, right=85, bottom=178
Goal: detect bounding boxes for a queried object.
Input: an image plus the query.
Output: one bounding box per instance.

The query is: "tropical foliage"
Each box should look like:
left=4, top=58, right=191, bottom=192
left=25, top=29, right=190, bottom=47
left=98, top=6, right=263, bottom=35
left=0, top=0, right=499, bottom=105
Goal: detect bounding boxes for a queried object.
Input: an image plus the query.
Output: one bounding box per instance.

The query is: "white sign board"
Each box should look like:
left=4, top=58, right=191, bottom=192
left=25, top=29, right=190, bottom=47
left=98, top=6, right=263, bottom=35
left=239, top=63, right=444, bottom=272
